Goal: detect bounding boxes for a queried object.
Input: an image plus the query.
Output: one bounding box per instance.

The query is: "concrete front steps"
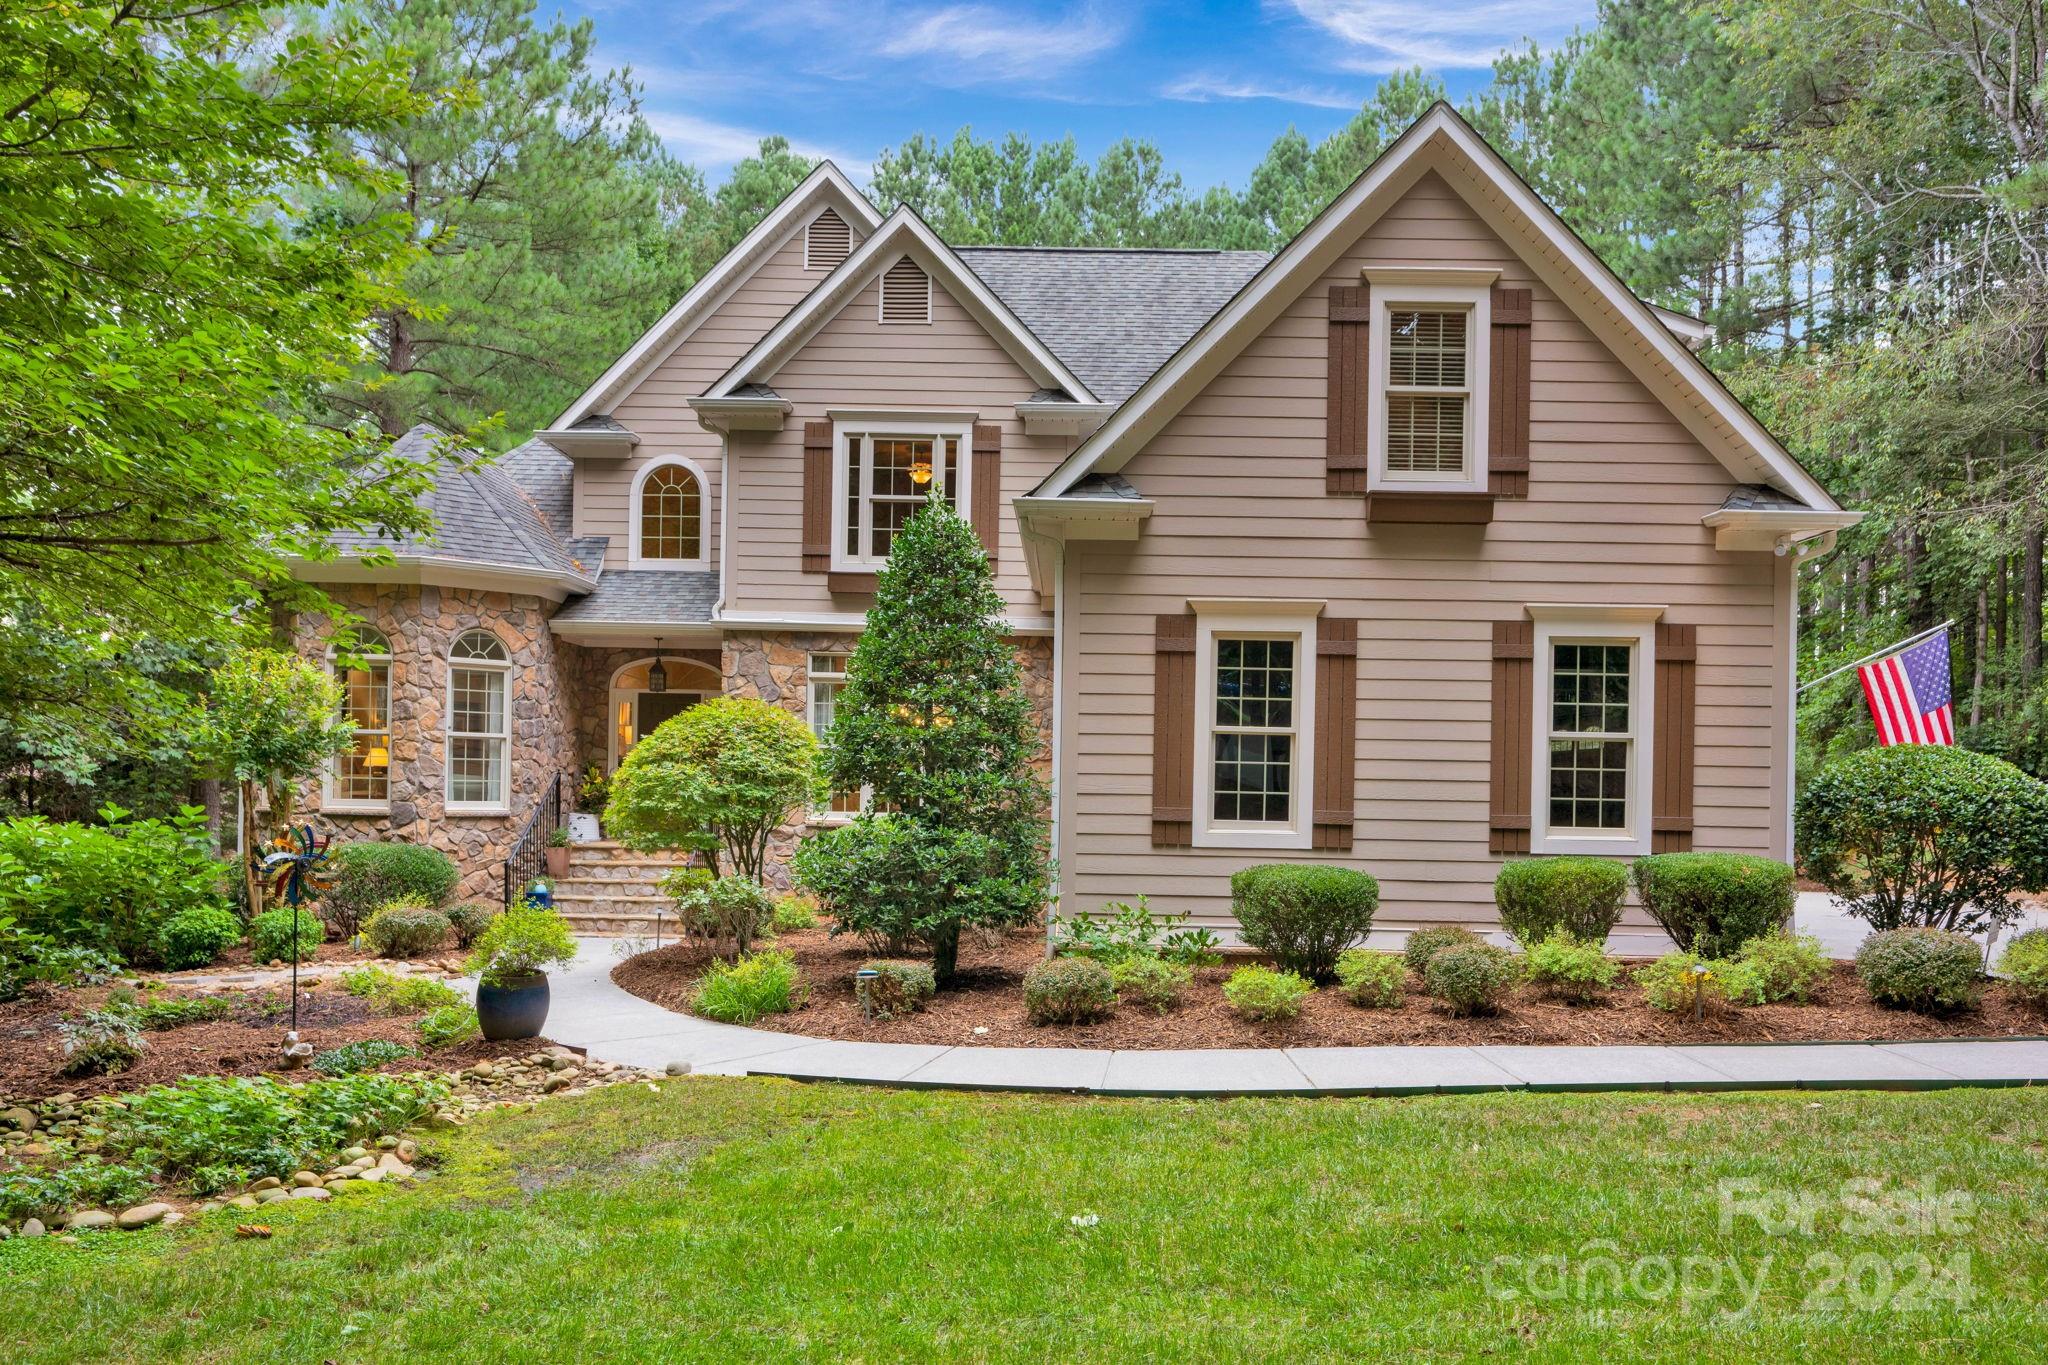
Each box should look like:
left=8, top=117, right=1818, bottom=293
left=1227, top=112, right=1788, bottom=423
left=551, top=841, right=693, bottom=936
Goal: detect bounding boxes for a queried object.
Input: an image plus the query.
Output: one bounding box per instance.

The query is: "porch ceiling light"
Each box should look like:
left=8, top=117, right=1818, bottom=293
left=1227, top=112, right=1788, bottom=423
left=649, top=639, right=668, bottom=694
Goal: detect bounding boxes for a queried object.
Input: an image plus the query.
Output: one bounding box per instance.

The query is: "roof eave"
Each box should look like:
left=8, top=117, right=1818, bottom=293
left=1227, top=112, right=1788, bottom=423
left=1017, top=400, right=1114, bottom=436
left=1699, top=507, right=1864, bottom=552
left=689, top=395, right=793, bottom=433
left=289, top=554, right=597, bottom=603
left=531, top=426, right=638, bottom=459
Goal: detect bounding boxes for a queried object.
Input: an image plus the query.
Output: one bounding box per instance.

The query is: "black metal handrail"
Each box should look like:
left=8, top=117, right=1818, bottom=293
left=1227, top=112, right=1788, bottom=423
left=502, top=771, right=568, bottom=908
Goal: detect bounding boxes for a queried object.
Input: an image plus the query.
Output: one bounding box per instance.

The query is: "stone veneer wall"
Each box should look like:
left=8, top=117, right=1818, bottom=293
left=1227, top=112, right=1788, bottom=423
left=562, top=644, right=721, bottom=782
left=292, top=583, right=577, bottom=901
left=721, top=631, right=1055, bottom=890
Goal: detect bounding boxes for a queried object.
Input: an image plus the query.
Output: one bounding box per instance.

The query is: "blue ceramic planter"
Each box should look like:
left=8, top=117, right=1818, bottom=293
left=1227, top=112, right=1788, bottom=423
left=477, top=972, right=550, bottom=1040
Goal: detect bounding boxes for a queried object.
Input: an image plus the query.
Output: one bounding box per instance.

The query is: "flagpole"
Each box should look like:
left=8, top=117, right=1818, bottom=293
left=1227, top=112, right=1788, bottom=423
left=1796, top=619, right=1955, bottom=696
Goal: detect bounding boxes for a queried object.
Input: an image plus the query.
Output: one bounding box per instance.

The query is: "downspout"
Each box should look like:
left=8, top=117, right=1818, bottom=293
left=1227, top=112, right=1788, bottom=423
left=713, top=428, right=733, bottom=623
left=1018, top=519, right=1067, bottom=960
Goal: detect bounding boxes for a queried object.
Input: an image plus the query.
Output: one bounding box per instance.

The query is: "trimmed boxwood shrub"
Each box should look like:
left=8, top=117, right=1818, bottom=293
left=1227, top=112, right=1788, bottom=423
left=1494, top=858, right=1627, bottom=946
left=1999, top=928, right=2048, bottom=1008
left=322, top=842, right=459, bottom=938
left=155, top=905, right=244, bottom=970
left=856, top=960, right=937, bottom=1020
left=1798, top=745, right=2048, bottom=934
left=1229, top=864, right=1380, bottom=983
left=1404, top=925, right=1480, bottom=976
left=364, top=899, right=451, bottom=957
left=1855, top=928, right=1981, bottom=1014
left=1334, top=949, right=1405, bottom=1008
left=1023, top=957, right=1115, bottom=1025
left=1631, top=853, right=1794, bottom=959
left=248, top=907, right=324, bottom=963
left=1424, top=943, right=1521, bottom=1016
left=1222, top=965, right=1312, bottom=1021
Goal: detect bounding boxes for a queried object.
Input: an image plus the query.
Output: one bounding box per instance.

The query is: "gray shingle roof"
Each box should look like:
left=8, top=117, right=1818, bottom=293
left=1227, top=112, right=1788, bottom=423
left=550, top=570, right=721, bottom=625
left=1065, top=473, right=1144, bottom=501
left=327, top=425, right=591, bottom=585
left=957, top=247, right=1270, bottom=404
left=1721, top=484, right=1812, bottom=512
left=498, top=436, right=572, bottom=536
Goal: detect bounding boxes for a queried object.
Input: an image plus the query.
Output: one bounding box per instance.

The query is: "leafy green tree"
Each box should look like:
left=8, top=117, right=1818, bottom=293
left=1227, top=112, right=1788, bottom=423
left=311, top=0, right=696, bottom=440
left=873, top=129, right=1190, bottom=246
left=796, top=497, right=1050, bottom=983
left=606, top=698, right=818, bottom=883
left=679, top=137, right=817, bottom=275
left=199, top=649, right=354, bottom=915
left=0, top=2, right=438, bottom=789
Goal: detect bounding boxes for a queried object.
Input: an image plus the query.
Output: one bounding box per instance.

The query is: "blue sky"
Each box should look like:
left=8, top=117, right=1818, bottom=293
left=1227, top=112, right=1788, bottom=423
left=562, top=0, right=1596, bottom=191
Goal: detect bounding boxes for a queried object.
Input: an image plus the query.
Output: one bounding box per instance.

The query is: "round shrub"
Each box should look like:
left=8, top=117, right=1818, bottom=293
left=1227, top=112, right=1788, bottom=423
left=1404, top=925, right=1481, bottom=976
left=1494, top=858, right=1627, bottom=946
left=1222, top=965, right=1313, bottom=1021
left=1229, top=864, right=1380, bottom=983
left=1998, top=928, right=2048, bottom=1008
left=1798, top=745, right=2048, bottom=934
left=155, top=906, right=244, bottom=970
left=660, top=872, right=774, bottom=957
left=1424, top=943, right=1521, bottom=1016
left=1023, top=957, right=1116, bottom=1025
left=248, top=907, right=324, bottom=963
left=1733, top=931, right=1832, bottom=1005
left=856, top=960, right=937, bottom=1021
left=1855, top=928, right=1981, bottom=1014
left=465, top=904, right=577, bottom=986
left=1522, top=930, right=1620, bottom=1003
left=1334, top=949, right=1405, bottom=1008
left=1108, top=955, right=1192, bottom=1014
left=444, top=900, right=499, bottom=950
left=321, top=842, right=459, bottom=938
left=1631, top=853, right=1794, bottom=960
left=363, top=899, right=451, bottom=957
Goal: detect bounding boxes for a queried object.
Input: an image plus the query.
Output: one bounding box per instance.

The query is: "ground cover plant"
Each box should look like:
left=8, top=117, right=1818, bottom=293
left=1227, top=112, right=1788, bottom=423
left=3, top=1080, right=2043, bottom=1361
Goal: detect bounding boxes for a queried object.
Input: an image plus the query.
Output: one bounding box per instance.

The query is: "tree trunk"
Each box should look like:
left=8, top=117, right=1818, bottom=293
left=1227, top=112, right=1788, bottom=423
left=240, top=778, right=264, bottom=917
left=1971, top=584, right=1988, bottom=730
left=2026, top=514, right=2044, bottom=683
left=931, top=921, right=961, bottom=986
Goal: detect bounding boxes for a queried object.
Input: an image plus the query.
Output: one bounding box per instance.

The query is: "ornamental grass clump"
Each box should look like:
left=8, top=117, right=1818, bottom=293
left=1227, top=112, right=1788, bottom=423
left=1403, top=925, right=1481, bottom=976
left=1521, top=931, right=1620, bottom=1004
left=1222, top=965, right=1313, bottom=1022
left=1334, top=949, right=1406, bottom=1008
left=1494, top=858, right=1627, bottom=946
left=1108, top=955, right=1192, bottom=1013
left=692, top=951, right=809, bottom=1025
left=1998, top=929, right=2048, bottom=1008
left=855, top=960, right=937, bottom=1021
left=1424, top=943, right=1521, bottom=1016
left=1855, top=928, right=1981, bottom=1014
left=1023, top=957, right=1116, bottom=1025
left=1229, top=864, right=1379, bottom=983
left=417, top=1003, right=480, bottom=1048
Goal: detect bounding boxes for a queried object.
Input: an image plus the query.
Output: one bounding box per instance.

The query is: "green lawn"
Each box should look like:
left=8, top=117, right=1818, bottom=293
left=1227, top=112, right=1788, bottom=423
left=4, top=1079, right=2045, bottom=1362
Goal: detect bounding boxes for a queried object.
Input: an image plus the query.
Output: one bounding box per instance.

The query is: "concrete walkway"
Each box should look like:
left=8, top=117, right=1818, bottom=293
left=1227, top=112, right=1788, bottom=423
left=541, top=936, right=2048, bottom=1099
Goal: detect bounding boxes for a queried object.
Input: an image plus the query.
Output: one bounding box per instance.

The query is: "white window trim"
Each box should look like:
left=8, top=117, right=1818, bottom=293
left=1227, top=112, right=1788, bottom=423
left=830, top=419, right=972, bottom=572
left=627, top=456, right=710, bottom=569
left=322, top=632, right=392, bottom=815
left=1192, top=601, right=1320, bottom=850
left=445, top=633, right=511, bottom=816
left=1529, top=612, right=1657, bottom=857
left=804, top=650, right=869, bottom=822
left=1367, top=282, right=1491, bottom=494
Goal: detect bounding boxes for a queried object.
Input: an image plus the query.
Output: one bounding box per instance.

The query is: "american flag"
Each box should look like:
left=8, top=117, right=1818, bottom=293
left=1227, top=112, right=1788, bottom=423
left=1857, top=628, right=1955, bottom=746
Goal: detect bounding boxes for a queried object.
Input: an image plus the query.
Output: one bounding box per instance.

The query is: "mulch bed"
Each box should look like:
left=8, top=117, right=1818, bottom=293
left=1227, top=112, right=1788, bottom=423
left=0, top=982, right=542, bottom=1104
left=612, top=926, right=2048, bottom=1051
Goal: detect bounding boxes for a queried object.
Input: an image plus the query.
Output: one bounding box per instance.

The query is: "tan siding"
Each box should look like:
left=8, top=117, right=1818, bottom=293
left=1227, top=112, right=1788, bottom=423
left=1065, top=170, right=1787, bottom=932
left=726, top=273, right=1071, bottom=617
left=579, top=219, right=867, bottom=568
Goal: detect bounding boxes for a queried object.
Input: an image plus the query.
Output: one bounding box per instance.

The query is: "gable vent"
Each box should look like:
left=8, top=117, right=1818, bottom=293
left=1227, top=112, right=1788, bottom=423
left=879, top=256, right=931, bottom=325
left=805, top=208, right=851, bottom=270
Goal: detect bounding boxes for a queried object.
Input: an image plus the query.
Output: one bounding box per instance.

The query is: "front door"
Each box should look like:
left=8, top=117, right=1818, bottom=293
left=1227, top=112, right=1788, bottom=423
left=632, top=691, right=700, bottom=750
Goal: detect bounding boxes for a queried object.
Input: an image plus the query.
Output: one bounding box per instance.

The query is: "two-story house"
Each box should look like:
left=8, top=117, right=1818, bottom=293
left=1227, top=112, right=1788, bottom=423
left=290, top=104, right=1858, bottom=936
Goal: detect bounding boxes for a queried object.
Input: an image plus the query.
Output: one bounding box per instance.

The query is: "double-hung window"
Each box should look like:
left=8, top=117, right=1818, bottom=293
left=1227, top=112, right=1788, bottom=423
left=326, top=627, right=391, bottom=812
left=835, top=423, right=966, bottom=570
left=1192, top=602, right=1319, bottom=849
left=447, top=630, right=510, bottom=813
left=1529, top=609, right=1657, bottom=855
left=805, top=651, right=865, bottom=818
left=1365, top=269, right=1494, bottom=494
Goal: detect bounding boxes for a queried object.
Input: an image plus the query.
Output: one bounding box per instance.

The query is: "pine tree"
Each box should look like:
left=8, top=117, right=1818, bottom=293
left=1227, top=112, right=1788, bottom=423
left=796, top=495, right=1050, bottom=983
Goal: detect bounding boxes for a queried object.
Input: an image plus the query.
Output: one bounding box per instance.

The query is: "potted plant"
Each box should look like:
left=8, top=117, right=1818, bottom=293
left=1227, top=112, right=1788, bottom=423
left=545, top=826, right=571, bottom=877
left=466, top=902, right=578, bottom=1039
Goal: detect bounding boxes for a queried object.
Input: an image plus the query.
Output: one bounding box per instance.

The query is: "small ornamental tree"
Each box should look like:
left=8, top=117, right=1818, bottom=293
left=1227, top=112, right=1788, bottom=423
left=606, top=697, right=818, bottom=881
left=794, top=494, right=1051, bottom=984
left=1797, top=745, right=2048, bottom=934
left=200, top=648, right=353, bottom=915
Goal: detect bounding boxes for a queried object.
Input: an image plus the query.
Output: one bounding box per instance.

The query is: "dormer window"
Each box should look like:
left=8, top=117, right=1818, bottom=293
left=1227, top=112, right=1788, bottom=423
left=879, top=256, right=931, bottom=324
left=1365, top=269, right=1494, bottom=495
left=805, top=207, right=851, bottom=270
left=630, top=458, right=708, bottom=568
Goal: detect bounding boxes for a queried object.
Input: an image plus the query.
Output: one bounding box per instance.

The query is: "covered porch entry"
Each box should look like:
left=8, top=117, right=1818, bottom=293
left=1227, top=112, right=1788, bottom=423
left=604, top=653, right=722, bottom=770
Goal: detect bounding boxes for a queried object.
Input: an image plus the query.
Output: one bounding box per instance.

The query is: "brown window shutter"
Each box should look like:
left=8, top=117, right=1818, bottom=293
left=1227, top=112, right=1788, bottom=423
left=1489, top=620, right=1534, bottom=854
left=1151, top=614, right=1196, bottom=847
left=1488, top=286, right=1532, bottom=498
left=801, top=420, right=832, bottom=573
left=1313, top=617, right=1358, bottom=851
left=1327, top=284, right=1369, bottom=495
left=1652, top=622, right=1697, bottom=852
left=971, top=424, right=1001, bottom=564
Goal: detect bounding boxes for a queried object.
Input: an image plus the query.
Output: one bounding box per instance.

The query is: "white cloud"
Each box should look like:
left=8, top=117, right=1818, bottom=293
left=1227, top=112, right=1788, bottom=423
left=641, top=112, right=870, bottom=178
left=1283, top=0, right=1593, bottom=70
left=878, top=4, right=1127, bottom=82
left=1160, top=72, right=1360, bottom=110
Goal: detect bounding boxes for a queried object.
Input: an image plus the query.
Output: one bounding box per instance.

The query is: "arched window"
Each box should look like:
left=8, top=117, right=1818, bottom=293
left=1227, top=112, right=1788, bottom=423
left=447, top=630, right=510, bottom=811
left=633, top=460, right=705, bottom=565
left=326, top=627, right=391, bottom=809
